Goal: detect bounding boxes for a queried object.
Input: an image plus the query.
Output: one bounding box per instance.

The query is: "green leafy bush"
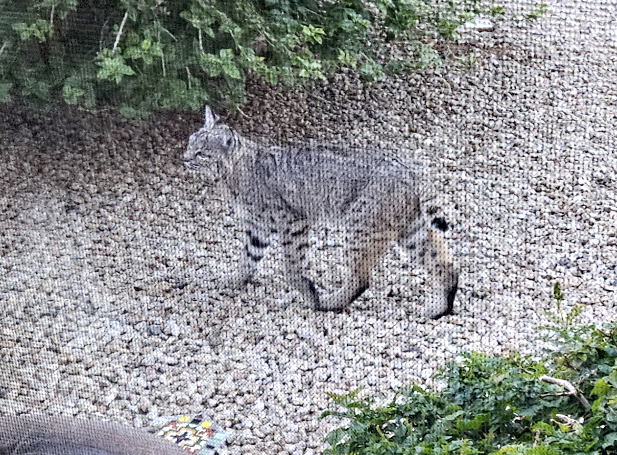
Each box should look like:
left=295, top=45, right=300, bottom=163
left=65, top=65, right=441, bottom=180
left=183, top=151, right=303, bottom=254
left=322, top=285, right=617, bottom=454
left=0, top=0, right=488, bottom=116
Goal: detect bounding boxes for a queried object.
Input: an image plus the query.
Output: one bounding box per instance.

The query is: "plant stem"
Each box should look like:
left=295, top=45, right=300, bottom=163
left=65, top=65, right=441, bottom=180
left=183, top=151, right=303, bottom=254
left=198, top=29, right=204, bottom=54
left=50, top=4, right=55, bottom=37
left=99, top=18, right=109, bottom=51
left=228, top=30, right=239, bottom=49
left=158, top=29, right=166, bottom=78
left=159, top=25, right=177, bottom=42
left=113, top=11, right=129, bottom=53
left=236, top=106, right=249, bottom=118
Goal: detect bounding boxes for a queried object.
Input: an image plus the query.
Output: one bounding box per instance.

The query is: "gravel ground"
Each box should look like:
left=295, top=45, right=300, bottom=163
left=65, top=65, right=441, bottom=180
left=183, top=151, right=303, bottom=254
left=1, top=1, right=616, bottom=453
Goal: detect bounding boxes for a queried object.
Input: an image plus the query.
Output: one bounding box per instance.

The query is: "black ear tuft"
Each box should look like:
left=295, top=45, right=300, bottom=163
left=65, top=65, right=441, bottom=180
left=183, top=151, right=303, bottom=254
left=431, top=217, right=449, bottom=232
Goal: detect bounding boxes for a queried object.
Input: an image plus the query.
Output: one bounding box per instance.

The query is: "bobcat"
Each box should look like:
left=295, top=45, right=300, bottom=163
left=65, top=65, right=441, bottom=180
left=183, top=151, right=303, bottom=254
left=184, top=107, right=459, bottom=318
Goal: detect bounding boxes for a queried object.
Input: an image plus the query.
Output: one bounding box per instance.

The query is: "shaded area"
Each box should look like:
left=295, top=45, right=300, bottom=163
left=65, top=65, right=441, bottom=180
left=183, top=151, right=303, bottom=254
left=0, top=415, right=184, bottom=455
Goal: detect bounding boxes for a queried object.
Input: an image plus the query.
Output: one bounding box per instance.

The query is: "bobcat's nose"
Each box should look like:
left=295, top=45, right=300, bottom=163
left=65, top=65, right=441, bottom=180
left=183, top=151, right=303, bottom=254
left=183, top=144, right=202, bottom=160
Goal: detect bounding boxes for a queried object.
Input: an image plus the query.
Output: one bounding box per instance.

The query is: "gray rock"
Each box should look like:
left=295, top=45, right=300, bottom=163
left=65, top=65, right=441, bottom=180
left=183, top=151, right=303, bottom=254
left=2, top=2, right=617, bottom=454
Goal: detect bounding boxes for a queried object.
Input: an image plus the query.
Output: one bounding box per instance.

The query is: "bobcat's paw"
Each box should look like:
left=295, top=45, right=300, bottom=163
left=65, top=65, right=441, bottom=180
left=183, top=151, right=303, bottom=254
left=289, top=275, right=335, bottom=311
left=424, top=273, right=458, bottom=320
left=314, top=298, right=346, bottom=312
left=424, top=280, right=458, bottom=320
left=314, top=283, right=368, bottom=312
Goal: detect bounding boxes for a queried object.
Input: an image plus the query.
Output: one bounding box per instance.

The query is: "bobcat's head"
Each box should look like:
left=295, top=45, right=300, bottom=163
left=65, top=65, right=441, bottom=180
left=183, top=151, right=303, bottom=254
left=184, top=106, right=239, bottom=185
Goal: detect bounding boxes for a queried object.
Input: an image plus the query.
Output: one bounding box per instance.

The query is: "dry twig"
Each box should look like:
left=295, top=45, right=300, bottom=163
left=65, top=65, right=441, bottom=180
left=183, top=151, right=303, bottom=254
left=113, top=11, right=129, bottom=53
left=540, top=375, right=591, bottom=411
left=50, top=4, right=55, bottom=33
left=551, top=413, right=584, bottom=432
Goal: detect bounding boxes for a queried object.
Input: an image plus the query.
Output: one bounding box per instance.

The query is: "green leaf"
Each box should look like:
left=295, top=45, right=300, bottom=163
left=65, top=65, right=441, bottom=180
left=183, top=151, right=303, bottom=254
left=526, top=2, right=548, bottom=21
left=592, top=378, right=611, bottom=397
left=337, top=50, right=357, bottom=68
left=62, top=84, right=85, bottom=105
left=12, top=20, right=52, bottom=42
left=199, top=53, right=223, bottom=77
left=603, top=432, right=617, bottom=448
left=219, top=48, right=234, bottom=60
left=95, top=52, right=136, bottom=84
left=324, top=428, right=347, bottom=447
left=221, top=61, right=242, bottom=79
left=119, top=104, right=147, bottom=119
left=22, top=78, right=51, bottom=102
left=301, top=24, right=326, bottom=44
left=490, top=6, right=506, bottom=17
left=0, top=0, right=511, bottom=114
left=11, top=22, right=30, bottom=41
left=0, top=82, right=12, bottom=102
left=359, top=62, right=384, bottom=81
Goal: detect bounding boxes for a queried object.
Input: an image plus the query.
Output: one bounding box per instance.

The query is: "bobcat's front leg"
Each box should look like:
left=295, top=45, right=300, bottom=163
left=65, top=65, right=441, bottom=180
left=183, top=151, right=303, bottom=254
left=280, top=220, right=320, bottom=306
left=219, top=226, right=270, bottom=290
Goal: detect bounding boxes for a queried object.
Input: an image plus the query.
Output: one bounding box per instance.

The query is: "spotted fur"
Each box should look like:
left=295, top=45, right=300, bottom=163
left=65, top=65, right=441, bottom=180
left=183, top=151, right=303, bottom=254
left=184, top=107, right=459, bottom=318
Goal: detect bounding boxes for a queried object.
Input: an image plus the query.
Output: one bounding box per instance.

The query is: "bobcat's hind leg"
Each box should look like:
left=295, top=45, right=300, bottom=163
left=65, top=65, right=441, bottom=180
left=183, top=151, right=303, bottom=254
left=398, top=217, right=458, bottom=319
left=316, top=186, right=415, bottom=312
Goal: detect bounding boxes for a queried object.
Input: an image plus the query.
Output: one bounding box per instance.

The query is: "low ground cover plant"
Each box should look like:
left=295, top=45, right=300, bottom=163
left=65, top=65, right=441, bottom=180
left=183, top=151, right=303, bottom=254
left=0, top=0, right=491, bottom=116
left=322, top=284, right=617, bottom=454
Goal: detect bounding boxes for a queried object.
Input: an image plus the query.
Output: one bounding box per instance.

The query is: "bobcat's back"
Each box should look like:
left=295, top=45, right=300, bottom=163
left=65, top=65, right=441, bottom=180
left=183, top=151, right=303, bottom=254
left=240, top=142, right=426, bottom=222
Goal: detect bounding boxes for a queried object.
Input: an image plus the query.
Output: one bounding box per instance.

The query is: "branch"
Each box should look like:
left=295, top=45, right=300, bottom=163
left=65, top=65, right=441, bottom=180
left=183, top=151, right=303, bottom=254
left=158, top=25, right=177, bottom=42
left=551, top=413, right=584, bottom=432
left=198, top=29, right=204, bottom=54
left=50, top=4, right=55, bottom=35
left=157, top=29, right=166, bottom=78
left=236, top=106, right=249, bottom=118
left=185, top=67, right=192, bottom=90
left=540, top=375, right=591, bottom=411
left=113, top=11, right=129, bottom=53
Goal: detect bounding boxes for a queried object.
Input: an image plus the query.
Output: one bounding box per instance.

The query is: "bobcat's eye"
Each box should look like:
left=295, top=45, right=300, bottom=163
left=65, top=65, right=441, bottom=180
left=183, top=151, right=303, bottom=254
left=225, top=137, right=233, bottom=148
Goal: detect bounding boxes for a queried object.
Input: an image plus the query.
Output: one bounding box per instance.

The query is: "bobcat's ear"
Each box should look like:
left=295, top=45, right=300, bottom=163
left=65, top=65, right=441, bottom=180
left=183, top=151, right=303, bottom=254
left=204, top=106, right=220, bottom=128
